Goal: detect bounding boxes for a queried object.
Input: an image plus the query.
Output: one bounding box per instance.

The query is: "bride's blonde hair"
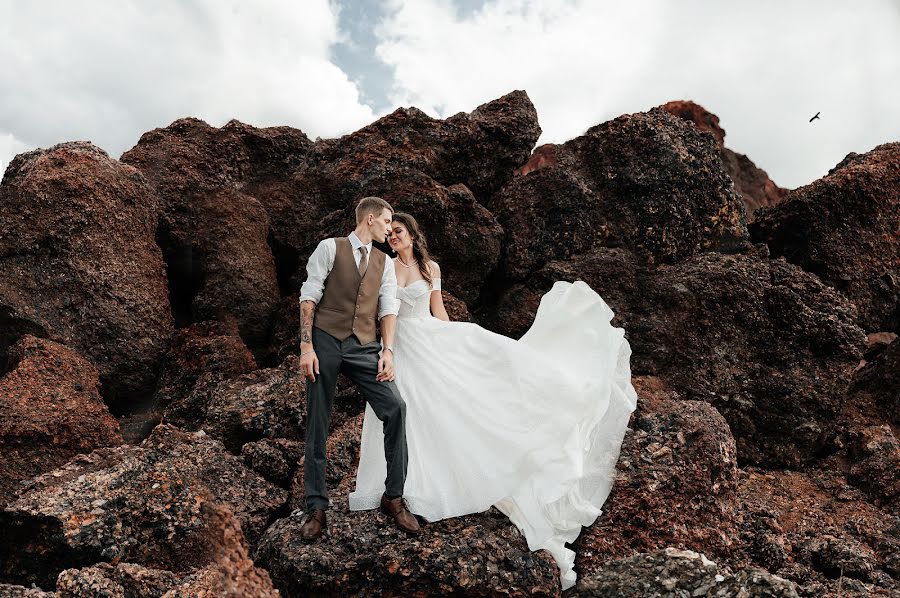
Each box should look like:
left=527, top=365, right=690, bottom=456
left=392, top=212, right=434, bottom=289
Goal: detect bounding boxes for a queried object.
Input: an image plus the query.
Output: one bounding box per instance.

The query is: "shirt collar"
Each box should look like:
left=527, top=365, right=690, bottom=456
left=348, top=231, right=373, bottom=252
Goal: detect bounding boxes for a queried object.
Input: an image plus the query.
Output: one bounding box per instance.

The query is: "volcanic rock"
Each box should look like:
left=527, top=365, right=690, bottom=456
left=163, top=358, right=305, bottom=454
left=241, top=438, right=303, bottom=488
left=486, top=247, right=866, bottom=467
left=153, top=319, right=257, bottom=412
left=739, top=467, right=899, bottom=595
left=48, top=501, right=279, bottom=597
left=849, top=336, right=900, bottom=426
left=574, top=380, right=740, bottom=572
left=0, top=335, right=122, bottom=507
left=489, top=107, right=749, bottom=284
left=661, top=100, right=788, bottom=219
left=122, top=120, right=295, bottom=351
left=846, top=425, right=900, bottom=510
left=255, top=506, right=560, bottom=598
left=0, top=142, right=173, bottom=404
left=571, top=548, right=798, bottom=597
left=750, top=142, right=900, bottom=332
left=0, top=424, right=286, bottom=588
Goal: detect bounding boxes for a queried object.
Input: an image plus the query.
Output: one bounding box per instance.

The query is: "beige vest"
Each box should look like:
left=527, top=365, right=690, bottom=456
left=314, top=237, right=385, bottom=344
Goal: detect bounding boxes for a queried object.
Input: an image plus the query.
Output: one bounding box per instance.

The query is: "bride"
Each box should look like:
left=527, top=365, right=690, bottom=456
left=348, top=212, right=638, bottom=590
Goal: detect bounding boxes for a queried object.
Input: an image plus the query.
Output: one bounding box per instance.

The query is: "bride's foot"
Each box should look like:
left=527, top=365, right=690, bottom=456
left=380, top=494, right=421, bottom=535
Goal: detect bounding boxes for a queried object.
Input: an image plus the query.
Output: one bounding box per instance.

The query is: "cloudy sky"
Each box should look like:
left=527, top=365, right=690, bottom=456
left=1, top=0, right=898, bottom=189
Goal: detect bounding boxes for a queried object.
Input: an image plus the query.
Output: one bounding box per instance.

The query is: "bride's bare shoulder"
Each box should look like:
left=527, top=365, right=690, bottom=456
left=427, top=260, right=441, bottom=277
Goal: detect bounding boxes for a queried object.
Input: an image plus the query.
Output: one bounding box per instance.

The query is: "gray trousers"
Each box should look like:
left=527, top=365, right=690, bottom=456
left=304, top=326, right=408, bottom=510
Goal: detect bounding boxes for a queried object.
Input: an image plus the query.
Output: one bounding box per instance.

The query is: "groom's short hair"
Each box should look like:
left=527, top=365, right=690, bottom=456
left=355, top=196, right=394, bottom=224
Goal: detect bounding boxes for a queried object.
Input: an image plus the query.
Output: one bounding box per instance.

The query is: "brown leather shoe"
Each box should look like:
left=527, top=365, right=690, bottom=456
left=299, top=509, right=326, bottom=541
left=380, top=494, right=421, bottom=534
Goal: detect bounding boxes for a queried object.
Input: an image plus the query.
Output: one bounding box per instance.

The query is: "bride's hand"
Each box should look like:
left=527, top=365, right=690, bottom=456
left=376, top=351, right=395, bottom=382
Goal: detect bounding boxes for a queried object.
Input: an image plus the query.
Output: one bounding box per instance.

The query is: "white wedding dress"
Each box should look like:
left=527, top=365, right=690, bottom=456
left=348, top=277, right=638, bottom=590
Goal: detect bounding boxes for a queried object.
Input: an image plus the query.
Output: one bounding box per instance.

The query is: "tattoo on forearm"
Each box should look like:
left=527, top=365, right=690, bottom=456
left=300, top=301, right=314, bottom=344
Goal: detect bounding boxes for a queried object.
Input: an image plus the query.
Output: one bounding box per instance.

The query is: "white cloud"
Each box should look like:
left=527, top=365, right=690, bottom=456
left=0, top=0, right=375, bottom=163
left=375, top=0, right=900, bottom=188
left=0, top=132, right=29, bottom=179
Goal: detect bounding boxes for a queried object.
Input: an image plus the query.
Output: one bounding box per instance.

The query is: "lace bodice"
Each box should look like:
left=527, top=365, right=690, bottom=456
left=396, top=278, right=441, bottom=319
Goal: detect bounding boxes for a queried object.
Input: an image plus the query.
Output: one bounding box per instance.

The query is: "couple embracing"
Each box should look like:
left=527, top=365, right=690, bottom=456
left=296, top=196, right=637, bottom=590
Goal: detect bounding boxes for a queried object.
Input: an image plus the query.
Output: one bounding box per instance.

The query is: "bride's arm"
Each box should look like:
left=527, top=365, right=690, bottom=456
left=428, top=261, right=450, bottom=322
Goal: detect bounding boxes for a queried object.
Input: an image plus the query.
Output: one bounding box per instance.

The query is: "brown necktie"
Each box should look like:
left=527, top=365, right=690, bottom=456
left=358, top=246, right=368, bottom=276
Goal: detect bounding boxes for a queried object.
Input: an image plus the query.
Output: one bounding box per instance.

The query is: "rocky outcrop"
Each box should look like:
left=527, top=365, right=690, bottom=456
left=491, top=107, right=749, bottom=285
left=739, top=467, right=899, bottom=596
left=54, top=502, right=279, bottom=598
left=163, top=359, right=305, bottom=454
left=255, top=507, right=560, bottom=598
left=0, top=335, right=122, bottom=507
left=574, top=379, right=740, bottom=570
left=153, top=320, right=258, bottom=411
left=850, top=336, right=900, bottom=426
left=121, top=120, right=298, bottom=352
left=485, top=247, right=866, bottom=467
left=661, top=100, right=788, bottom=219
left=571, top=548, right=798, bottom=597
left=0, top=424, right=286, bottom=588
left=0, top=142, right=173, bottom=404
left=750, top=143, right=900, bottom=332
left=0, top=91, right=896, bottom=598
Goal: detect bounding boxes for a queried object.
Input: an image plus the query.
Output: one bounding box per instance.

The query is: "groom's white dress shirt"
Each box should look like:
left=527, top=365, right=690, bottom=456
left=299, top=231, right=400, bottom=319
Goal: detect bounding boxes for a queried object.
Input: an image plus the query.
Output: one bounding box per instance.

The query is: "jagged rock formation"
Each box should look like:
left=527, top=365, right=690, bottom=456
left=0, top=142, right=173, bottom=404
left=662, top=100, right=789, bottom=219
left=0, top=91, right=896, bottom=596
left=0, top=335, right=122, bottom=507
left=750, top=142, right=900, bottom=332
left=0, top=425, right=286, bottom=588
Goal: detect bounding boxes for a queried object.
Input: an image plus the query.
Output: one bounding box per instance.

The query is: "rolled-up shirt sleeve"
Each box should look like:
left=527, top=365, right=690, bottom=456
left=299, top=239, right=335, bottom=304
left=378, top=256, right=400, bottom=318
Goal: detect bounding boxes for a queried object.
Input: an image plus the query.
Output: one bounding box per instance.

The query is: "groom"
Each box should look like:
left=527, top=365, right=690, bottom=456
left=297, top=196, right=420, bottom=540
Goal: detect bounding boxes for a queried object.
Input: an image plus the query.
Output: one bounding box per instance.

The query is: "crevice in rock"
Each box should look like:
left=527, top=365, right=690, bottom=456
left=156, top=223, right=207, bottom=328
left=266, top=229, right=299, bottom=297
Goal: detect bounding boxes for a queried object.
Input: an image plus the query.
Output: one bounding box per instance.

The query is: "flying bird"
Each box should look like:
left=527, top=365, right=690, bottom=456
left=809, top=112, right=821, bottom=122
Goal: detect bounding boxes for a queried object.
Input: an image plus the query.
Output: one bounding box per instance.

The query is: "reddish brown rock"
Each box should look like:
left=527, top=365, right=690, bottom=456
left=163, top=358, right=305, bottom=454
left=661, top=100, right=788, bottom=219
left=721, top=147, right=789, bottom=218
left=488, top=107, right=750, bottom=285
left=54, top=502, right=279, bottom=597
left=485, top=247, right=866, bottom=467
left=255, top=506, right=560, bottom=598
left=738, top=467, right=899, bottom=595
left=0, top=142, right=174, bottom=404
left=256, top=92, right=536, bottom=305
left=153, top=320, right=258, bottom=411
left=660, top=100, right=727, bottom=145
left=442, top=290, right=472, bottom=322
left=0, top=335, right=122, bottom=507
left=749, top=143, right=900, bottom=332
left=122, top=120, right=295, bottom=352
left=0, top=424, right=287, bottom=588
left=241, top=437, right=304, bottom=488
left=310, top=89, right=541, bottom=201
left=184, top=188, right=280, bottom=348
left=574, top=380, right=740, bottom=573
